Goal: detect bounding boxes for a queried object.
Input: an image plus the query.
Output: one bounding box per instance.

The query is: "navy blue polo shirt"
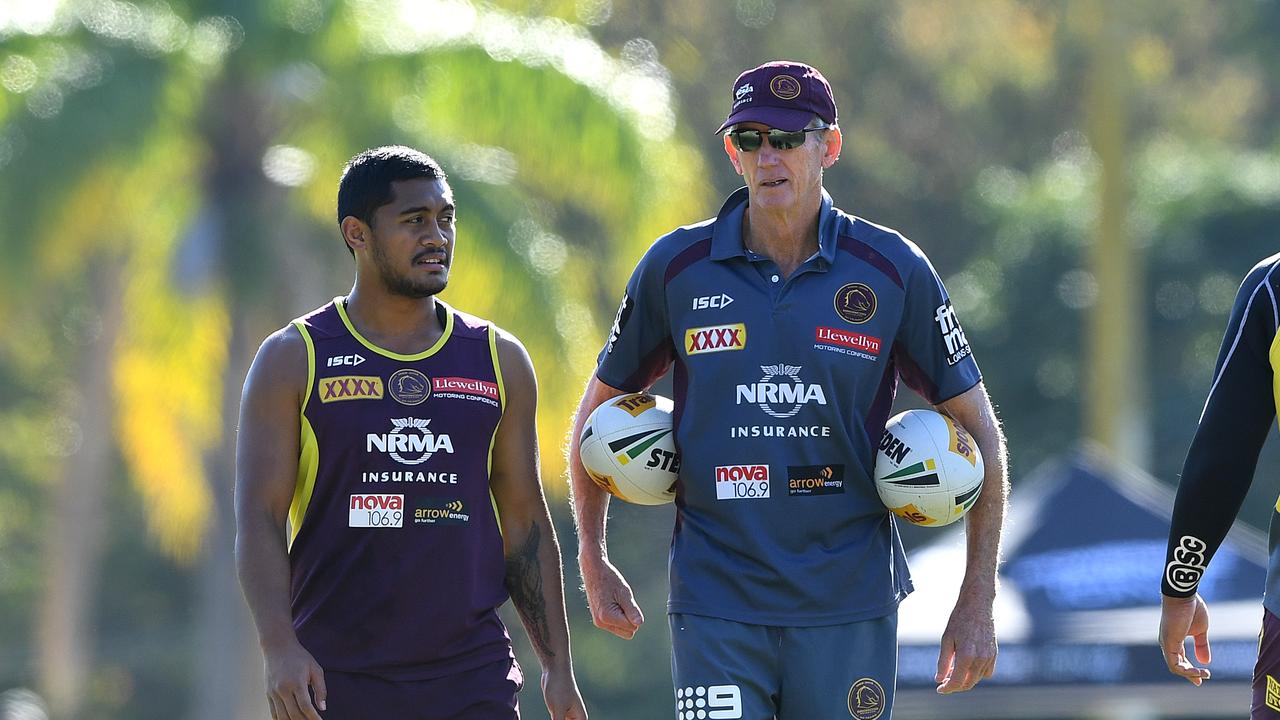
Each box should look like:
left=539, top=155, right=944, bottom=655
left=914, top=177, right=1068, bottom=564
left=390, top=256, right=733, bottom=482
left=597, top=187, right=982, bottom=626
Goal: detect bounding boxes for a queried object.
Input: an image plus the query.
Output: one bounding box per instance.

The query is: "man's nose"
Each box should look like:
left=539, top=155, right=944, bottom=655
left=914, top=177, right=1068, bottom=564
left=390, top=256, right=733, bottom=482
left=420, top=223, right=446, bottom=246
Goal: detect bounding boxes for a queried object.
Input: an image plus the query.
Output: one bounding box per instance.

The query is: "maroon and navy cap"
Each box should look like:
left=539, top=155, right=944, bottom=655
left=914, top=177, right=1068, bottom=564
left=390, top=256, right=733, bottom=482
left=715, top=61, right=838, bottom=134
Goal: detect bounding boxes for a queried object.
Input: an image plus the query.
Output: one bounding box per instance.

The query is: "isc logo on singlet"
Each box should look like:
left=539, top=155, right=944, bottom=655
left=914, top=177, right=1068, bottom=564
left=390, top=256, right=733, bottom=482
left=327, top=354, right=366, bottom=367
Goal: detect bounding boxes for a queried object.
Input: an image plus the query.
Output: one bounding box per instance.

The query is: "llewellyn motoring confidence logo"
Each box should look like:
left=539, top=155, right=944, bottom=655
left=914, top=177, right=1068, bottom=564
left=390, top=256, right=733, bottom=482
left=432, top=376, right=500, bottom=407
left=815, top=326, right=881, bottom=362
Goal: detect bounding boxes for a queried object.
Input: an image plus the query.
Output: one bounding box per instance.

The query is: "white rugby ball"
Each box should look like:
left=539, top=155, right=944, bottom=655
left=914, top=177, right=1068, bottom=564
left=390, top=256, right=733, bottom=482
left=579, top=393, right=679, bottom=506
left=874, top=409, right=984, bottom=527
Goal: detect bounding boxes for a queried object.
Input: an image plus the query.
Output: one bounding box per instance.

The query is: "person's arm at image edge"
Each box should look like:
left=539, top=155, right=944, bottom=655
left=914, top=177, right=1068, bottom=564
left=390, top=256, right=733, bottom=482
left=1160, top=263, right=1278, bottom=684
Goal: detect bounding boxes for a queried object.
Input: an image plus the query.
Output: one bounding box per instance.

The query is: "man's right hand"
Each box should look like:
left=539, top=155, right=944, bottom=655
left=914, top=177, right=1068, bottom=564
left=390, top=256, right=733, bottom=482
left=580, top=555, right=644, bottom=639
left=263, top=639, right=328, bottom=720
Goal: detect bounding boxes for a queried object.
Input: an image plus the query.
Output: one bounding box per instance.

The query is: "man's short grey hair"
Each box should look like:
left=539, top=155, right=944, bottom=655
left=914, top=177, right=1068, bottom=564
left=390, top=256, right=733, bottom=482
left=807, top=115, right=836, bottom=131
left=806, top=115, right=836, bottom=144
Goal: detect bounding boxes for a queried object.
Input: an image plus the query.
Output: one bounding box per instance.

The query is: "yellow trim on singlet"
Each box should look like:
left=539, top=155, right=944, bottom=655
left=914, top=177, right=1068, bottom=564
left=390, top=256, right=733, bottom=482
left=333, top=295, right=455, bottom=361
left=487, top=323, right=507, bottom=535
left=289, top=321, right=321, bottom=549
left=489, top=324, right=508, bottom=413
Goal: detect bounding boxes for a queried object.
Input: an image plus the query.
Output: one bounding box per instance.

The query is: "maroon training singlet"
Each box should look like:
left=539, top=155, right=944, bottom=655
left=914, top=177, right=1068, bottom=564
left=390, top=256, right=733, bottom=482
left=286, top=297, right=512, bottom=680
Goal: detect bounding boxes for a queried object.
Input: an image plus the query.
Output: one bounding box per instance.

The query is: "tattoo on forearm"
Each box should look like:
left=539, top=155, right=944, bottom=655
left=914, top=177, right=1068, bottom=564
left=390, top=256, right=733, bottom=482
left=505, top=522, right=554, bottom=661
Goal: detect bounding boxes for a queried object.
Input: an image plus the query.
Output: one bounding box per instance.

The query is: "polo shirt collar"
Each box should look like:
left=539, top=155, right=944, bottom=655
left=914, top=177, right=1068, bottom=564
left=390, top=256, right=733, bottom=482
left=709, top=186, right=840, bottom=264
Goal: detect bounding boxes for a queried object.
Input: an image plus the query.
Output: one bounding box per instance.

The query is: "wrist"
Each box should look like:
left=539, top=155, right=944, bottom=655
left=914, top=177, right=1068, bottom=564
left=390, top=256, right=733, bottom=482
left=958, top=595, right=996, bottom=611
left=542, top=657, right=575, bottom=675
left=259, top=631, right=301, bottom=653
left=577, top=544, right=609, bottom=565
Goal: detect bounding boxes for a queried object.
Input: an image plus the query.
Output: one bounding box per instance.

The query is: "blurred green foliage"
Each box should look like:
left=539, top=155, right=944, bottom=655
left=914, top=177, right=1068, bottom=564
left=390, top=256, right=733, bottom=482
left=2, top=1, right=1280, bottom=719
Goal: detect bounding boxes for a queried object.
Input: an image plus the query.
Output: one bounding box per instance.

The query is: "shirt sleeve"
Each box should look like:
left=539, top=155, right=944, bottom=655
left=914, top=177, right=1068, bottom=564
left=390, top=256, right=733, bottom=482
left=891, top=246, right=982, bottom=404
left=1162, top=261, right=1278, bottom=597
left=595, top=244, right=676, bottom=392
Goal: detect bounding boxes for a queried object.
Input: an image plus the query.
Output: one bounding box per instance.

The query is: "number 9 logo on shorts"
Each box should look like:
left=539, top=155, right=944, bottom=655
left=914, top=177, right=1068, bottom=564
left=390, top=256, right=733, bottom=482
left=675, top=684, right=742, bottom=719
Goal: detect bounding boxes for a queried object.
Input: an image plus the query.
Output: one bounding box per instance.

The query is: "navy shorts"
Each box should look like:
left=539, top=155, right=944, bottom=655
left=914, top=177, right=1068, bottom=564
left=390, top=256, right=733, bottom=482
left=670, top=612, right=896, bottom=720
left=321, top=657, right=523, bottom=720
left=1254, top=608, right=1280, bottom=718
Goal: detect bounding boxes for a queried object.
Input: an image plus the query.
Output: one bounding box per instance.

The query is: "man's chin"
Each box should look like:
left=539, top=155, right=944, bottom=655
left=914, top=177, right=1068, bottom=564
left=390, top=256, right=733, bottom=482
left=390, top=277, right=447, bottom=299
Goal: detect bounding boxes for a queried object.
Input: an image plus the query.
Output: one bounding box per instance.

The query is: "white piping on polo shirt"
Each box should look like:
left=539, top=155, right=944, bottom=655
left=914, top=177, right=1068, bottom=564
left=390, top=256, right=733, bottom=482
left=1200, top=261, right=1280, bottom=422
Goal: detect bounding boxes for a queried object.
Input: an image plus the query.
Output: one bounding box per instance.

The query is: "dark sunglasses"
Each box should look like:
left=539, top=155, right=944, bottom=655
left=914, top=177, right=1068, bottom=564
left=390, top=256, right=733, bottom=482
left=727, top=126, right=828, bottom=152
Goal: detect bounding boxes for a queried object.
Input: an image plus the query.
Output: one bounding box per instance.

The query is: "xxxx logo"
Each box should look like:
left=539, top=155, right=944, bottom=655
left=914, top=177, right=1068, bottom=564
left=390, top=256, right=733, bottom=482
left=685, top=323, right=746, bottom=355
left=320, top=375, right=384, bottom=403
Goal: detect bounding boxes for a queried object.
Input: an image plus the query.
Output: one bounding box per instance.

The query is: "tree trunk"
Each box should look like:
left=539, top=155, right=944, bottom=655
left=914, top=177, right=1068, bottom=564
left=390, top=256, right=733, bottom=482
left=36, top=259, right=124, bottom=720
left=189, top=62, right=280, bottom=720
left=191, top=301, right=263, bottom=720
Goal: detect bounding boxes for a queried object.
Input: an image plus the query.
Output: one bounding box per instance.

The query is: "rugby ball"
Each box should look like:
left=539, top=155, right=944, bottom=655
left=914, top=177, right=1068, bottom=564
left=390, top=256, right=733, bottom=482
left=579, top=393, right=679, bottom=506
left=874, top=409, right=983, bottom=527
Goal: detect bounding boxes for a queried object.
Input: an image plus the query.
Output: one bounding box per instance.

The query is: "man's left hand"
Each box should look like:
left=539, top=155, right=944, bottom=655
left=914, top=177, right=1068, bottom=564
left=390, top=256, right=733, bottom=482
left=936, top=591, right=998, bottom=694
left=542, top=666, right=588, bottom=720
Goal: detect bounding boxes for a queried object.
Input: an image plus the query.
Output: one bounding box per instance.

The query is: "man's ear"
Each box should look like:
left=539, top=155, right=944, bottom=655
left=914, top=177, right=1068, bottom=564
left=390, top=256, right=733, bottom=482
left=821, top=126, right=843, bottom=169
left=341, top=216, right=370, bottom=253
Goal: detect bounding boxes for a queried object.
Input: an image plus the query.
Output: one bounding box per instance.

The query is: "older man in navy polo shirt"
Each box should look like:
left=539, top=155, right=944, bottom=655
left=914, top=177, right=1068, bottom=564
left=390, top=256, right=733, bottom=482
left=569, top=60, right=1008, bottom=719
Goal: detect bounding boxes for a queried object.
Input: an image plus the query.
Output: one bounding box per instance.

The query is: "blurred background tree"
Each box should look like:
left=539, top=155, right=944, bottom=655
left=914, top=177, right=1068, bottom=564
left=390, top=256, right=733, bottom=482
left=1, top=1, right=1279, bottom=719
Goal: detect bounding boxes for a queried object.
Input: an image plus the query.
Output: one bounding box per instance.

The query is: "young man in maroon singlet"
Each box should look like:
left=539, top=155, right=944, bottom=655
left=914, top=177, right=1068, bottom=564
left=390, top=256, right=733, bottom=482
left=235, top=146, right=588, bottom=720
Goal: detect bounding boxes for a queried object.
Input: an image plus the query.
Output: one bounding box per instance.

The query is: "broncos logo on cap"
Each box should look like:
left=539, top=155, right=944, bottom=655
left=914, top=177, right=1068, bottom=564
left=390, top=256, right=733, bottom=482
left=770, top=74, right=801, bottom=100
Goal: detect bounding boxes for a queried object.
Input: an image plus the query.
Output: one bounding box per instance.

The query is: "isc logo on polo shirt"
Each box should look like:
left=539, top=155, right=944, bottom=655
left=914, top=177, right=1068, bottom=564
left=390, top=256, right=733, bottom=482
left=685, top=323, right=747, bottom=355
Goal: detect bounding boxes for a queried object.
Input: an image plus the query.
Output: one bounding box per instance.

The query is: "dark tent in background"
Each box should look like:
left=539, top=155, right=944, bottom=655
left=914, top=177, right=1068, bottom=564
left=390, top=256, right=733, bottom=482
left=893, top=448, right=1267, bottom=719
